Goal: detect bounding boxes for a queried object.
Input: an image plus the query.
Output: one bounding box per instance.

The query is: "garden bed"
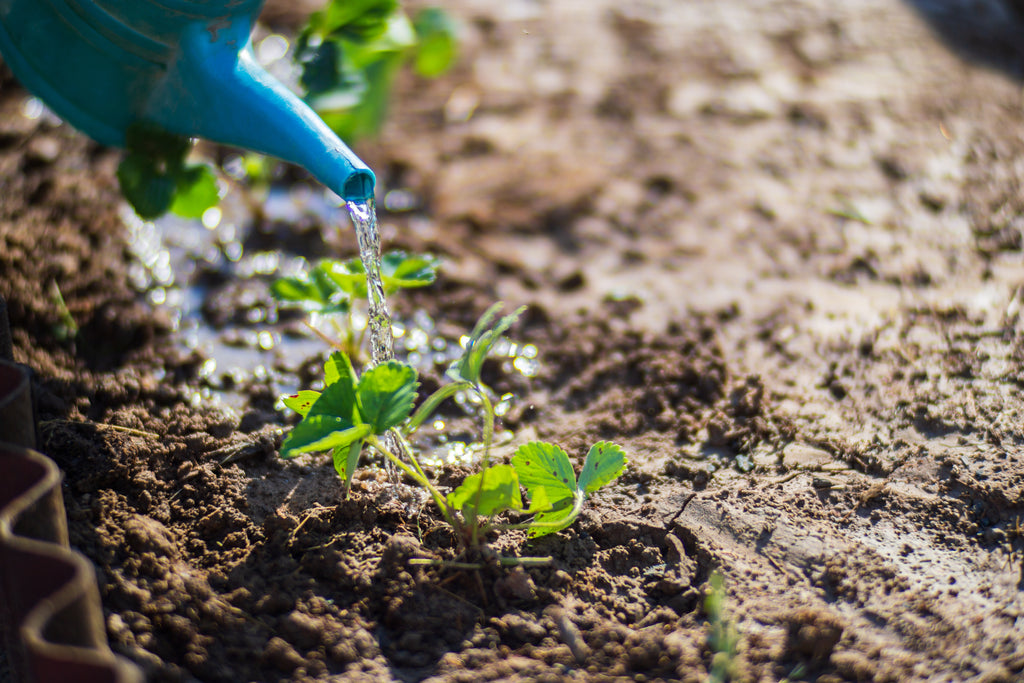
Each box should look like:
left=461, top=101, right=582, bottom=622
left=2, top=0, right=1024, bottom=681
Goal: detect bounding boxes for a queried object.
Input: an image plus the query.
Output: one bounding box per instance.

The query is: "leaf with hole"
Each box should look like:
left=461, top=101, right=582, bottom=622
left=577, top=442, right=628, bottom=496
left=282, top=390, right=321, bottom=418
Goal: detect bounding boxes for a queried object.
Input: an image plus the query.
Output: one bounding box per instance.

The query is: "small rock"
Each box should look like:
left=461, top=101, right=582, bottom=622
left=262, top=636, right=304, bottom=673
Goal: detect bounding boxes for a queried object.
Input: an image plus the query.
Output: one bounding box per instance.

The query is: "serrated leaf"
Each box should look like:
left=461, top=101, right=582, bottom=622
left=280, top=416, right=370, bottom=457
left=357, top=361, right=418, bottom=432
left=446, top=464, right=522, bottom=517
left=282, top=390, right=321, bottom=418
left=577, top=442, right=628, bottom=496
left=324, top=351, right=357, bottom=388
left=511, top=442, right=577, bottom=503
left=333, top=441, right=363, bottom=496
left=170, top=164, right=219, bottom=218
left=309, top=365, right=359, bottom=424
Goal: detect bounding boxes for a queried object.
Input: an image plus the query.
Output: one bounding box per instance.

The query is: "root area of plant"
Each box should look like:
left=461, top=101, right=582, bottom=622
left=3, top=1, right=1024, bottom=681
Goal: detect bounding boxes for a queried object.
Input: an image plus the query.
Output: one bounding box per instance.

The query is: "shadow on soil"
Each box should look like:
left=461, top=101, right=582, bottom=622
left=901, top=0, right=1024, bottom=77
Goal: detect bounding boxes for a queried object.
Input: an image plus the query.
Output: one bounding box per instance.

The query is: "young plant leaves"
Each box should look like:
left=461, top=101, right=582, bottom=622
left=324, top=350, right=357, bottom=387
left=280, top=416, right=370, bottom=458
left=356, top=361, right=418, bottom=433
left=511, top=441, right=628, bottom=538
left=309, top=366, right=359, bottom=423
left=511, top=441, right=577, bottom=504
left=282, top=390, right=321, bottom=418
left=450, top=303, right=525, bottom=387
left=169, top=164, right=219, bottom=219
left=577, top=442, right=628, bottom=495
left=447, top=464, right=522, bottom=517
left=333, top=441, right=363, bottom=495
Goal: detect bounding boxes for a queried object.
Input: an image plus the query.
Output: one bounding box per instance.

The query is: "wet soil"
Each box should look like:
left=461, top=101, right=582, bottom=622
left=3, top=0, right=1024, bottom=681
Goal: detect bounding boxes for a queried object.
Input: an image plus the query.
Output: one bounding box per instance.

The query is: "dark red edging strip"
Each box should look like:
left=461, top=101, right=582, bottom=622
left=0, top=298, right=143, bottom=683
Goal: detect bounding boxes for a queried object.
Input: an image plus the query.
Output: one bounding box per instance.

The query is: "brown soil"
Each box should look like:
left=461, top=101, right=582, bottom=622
left=3, top=0, right=1024, bottom=681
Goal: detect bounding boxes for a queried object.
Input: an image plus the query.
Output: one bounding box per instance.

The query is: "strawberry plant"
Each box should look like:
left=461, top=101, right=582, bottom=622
left=271, top=250, right=439, bottom=361
left=279, top=304, right=627, bottom=554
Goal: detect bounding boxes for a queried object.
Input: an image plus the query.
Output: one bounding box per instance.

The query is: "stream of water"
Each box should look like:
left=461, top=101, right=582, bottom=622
left=346, top=197, right=408, bottom=472
left=346, top=198, right=395, bottom=367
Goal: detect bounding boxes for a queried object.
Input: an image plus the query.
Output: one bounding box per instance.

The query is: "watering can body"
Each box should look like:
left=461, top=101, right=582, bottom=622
left=0, top=0, right=375, bottom=201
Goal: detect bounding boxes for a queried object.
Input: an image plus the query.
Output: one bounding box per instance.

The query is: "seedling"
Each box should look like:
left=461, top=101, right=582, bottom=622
left=271, top=250, right=439, bottom=361
left=279, top=304, right=627, bottom=555
left=705, top=572, right=742, bottom=683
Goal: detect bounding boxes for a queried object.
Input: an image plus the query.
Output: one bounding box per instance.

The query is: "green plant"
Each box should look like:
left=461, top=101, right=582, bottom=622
left=117, top=123, right=220, bottom=220
left=705, top=572, right=742, bottom=683
left=297, top=0, right=458, bottom=141
left=279, top=304, right=627, bottom=553
left=271, top=250, right=439, bottom=360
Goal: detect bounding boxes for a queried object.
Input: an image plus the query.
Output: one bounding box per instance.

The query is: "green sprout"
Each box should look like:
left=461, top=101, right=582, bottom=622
left=705, top=572, right=742, bottom=683
left=279, top=304, right=627, bottom=556
left=271, top=250, right=439, bottom=361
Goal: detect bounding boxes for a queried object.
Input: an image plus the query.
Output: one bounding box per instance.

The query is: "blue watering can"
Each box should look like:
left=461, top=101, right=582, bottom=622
left=0, top=0, right=375, bottom=202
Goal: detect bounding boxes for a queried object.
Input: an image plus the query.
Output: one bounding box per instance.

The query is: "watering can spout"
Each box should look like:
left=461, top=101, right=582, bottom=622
left=148, top=20, right=375, bottom=202
left=0, top=2, right=375, bottom=203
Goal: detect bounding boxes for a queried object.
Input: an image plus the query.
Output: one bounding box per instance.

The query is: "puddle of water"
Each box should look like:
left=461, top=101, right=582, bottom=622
left=124, top=177, right=540, bottom=465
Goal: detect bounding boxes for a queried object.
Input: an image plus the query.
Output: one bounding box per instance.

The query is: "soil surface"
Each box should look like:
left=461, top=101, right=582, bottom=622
left=3, top=0, right=1024, bottom=681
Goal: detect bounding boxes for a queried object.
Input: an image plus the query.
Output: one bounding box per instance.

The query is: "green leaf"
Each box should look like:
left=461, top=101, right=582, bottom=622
left=381, top=251, right=440, bottom=292
left=324, top=350, right=358, bottom=388
left=299, top=39, right=344, bottom=96
left=446, top=464, right=522, bottom=517
left=280, top=416, right=370, bottom=457
left=312, top=357, right=360, bottom=423
left=357, top=361, right=418, bottom=432
left=527, top=505, right=577, bottom=538
left=320, top=259, right=368, bottom=298
left=413, top=8, right=458, bottom=78
left=333, top=441, right=363, bottom=496
left=270, top=267, right=350, bottom=313
left=117, top=154, right=175, bottom=219
left=511, top=441, right=577, bottom=504
left=282, top=390, right=321, bottom=418
left=311, top=0, right=399, bottom=42
left=450, top=303, right=525, bottom=386
left=170, top=164, right=219, bottom=218
left=577, top=442, right=628, bottom=496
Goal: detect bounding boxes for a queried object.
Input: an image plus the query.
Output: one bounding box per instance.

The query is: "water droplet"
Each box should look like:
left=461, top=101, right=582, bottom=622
left=22, top=97, right=44, bottom=120
left=202, top=207, right=222, bottom=229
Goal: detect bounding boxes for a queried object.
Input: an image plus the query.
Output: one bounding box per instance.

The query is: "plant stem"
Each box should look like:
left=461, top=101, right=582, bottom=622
left=469, top=387, right=497, bottom=547
left=494, top=493, right=586, bottom=533
left=366, top=434, right=455, bottom=526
